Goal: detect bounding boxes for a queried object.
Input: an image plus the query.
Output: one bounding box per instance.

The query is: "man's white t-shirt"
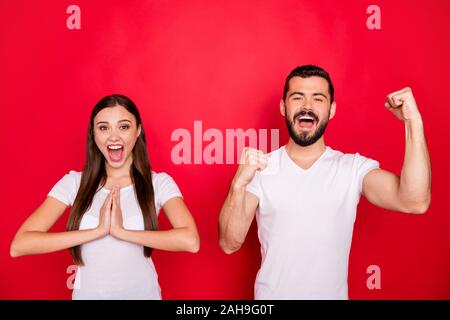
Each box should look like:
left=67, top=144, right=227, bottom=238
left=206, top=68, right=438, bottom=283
left=48, top=170, right=182, bottom=300
left=246, top=145, right=380, bottom=300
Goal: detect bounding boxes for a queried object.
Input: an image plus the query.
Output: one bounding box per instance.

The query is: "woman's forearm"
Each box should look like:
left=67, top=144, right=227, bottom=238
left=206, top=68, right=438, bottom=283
left=114, top=227, right=200, bottom=253
left=10, top=228, right=104, bottom=257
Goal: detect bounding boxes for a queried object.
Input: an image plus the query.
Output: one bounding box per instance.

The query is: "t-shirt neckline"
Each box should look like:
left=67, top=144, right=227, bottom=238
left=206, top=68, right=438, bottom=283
left=282, top=145, right=331, bottom=173
left=100, top=184, right=134, bottom=193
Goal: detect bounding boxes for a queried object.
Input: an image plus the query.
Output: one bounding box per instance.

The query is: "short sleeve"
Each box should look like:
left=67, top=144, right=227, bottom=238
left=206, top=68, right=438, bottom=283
left=153, top=172, right=183, bottom=210
left=47, top=171, right=80, bottom=207
left=356, top=153, right=380, bottom=194
left=245, top=171, right=263, bottom=200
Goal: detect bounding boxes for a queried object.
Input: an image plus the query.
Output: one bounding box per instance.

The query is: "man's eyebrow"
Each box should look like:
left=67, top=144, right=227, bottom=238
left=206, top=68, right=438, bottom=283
left=288, top=92, right=328, bottom=100
left=313, top=93, right=328, bottom=100
left=288, top=92, right=305, bottom=98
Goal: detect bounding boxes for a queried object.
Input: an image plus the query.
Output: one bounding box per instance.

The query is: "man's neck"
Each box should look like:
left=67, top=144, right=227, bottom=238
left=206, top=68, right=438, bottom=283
left=285, top=137, right=327, bottom=162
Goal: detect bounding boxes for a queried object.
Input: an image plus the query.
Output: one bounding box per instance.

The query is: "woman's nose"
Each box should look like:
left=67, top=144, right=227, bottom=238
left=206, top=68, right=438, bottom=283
left=108, top=128, right=121, bottom=140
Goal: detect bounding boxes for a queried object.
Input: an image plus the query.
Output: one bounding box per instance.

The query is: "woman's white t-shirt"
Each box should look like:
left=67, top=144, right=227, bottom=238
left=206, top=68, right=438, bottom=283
left=48, top=170, right=182, bottom=300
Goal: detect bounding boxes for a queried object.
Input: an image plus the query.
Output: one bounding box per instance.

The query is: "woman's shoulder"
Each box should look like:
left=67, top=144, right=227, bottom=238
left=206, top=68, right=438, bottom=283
left=56, top=170, right=82, bottom=190
left=150, top=171, right=183, bottom=206
left=151, top=171, right=181, bottom=189
left=67, top=170, right=82, bottom=176
left=48, top=170, right=82, bottom=206
left=66, top=170, right=82, bottom=181
left=151, top=170, right=174, bottom=182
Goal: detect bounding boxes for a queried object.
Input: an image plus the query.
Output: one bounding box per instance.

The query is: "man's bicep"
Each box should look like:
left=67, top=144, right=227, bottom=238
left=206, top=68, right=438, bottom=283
left=362, top=168, right=405, bottom=212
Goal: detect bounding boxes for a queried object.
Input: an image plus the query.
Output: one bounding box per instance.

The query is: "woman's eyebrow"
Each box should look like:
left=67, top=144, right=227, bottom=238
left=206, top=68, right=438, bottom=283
left=95, top=119, right=132, bottom=125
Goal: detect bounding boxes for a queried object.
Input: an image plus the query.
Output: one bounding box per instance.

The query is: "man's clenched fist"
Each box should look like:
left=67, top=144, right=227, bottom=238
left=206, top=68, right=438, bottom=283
left=232, top=147, right=268, bottom=189
left=385, top=87, right=421, bottom=121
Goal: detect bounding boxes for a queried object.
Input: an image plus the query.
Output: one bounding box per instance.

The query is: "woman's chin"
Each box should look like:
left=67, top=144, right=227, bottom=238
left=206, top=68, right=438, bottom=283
left=105, top=155, right=128, bottom=168
left=107, top=161, right=123, bottom=168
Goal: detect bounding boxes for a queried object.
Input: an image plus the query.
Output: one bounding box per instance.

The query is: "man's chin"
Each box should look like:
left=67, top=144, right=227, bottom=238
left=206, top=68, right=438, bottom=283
left=296, top=129, right=315, bottom=140
left=291, top=129, right=322, bottom=146
left=286, top=118, right=328, bottom=147
left=293, top=139, right=315, bottom=147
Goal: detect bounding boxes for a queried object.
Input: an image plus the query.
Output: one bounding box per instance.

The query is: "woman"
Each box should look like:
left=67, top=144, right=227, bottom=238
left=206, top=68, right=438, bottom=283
left=10, top=94, right=200, bottom=299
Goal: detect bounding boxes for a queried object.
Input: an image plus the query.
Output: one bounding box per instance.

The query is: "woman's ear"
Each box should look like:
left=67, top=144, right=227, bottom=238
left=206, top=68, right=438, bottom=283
left=137, top=124, right=142, bottom=137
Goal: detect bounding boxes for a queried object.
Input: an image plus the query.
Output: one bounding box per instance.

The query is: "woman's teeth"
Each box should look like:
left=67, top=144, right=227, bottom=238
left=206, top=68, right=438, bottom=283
left=107, top=145, right=124, bottom=162
left=108, top=145, right=123, bottom=150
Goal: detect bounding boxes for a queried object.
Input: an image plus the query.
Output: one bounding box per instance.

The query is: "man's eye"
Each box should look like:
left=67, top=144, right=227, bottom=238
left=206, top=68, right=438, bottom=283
left=314, top=99, right=324, bottom=102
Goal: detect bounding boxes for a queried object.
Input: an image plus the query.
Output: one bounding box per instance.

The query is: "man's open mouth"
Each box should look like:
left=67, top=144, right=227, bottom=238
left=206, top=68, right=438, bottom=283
left=296, top=115, right=317, bottom=130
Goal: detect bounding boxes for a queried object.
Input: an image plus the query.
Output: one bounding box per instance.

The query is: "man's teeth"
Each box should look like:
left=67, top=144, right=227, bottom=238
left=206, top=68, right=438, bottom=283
left=299, top=116, right=315, bottom=120
left=108, top=146, right=123, bottom=150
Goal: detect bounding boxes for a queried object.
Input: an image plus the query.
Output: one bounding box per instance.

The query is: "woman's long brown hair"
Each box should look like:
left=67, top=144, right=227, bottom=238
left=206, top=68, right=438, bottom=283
left=66, top=94, right=158, bottom=265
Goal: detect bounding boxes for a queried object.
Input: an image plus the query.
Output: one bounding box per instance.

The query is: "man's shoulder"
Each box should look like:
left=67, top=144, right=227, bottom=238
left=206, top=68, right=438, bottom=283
left=326, top=146, right=378, bottom=167
left=265, top=146, right=284, bottom=158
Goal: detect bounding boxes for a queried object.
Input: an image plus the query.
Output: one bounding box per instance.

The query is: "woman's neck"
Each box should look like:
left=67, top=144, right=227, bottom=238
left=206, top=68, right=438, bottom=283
left=105, top=155, right=133, bottom=180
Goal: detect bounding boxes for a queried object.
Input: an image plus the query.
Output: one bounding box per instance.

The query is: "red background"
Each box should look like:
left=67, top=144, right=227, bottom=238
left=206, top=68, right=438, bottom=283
left=1, top=0, right=449, bottom=299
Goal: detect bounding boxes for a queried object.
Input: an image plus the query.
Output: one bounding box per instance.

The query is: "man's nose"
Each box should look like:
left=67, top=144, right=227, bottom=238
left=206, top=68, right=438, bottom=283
left=303, top=97, right=314, bottom=109
left=300, top=104, right=314, bottom=113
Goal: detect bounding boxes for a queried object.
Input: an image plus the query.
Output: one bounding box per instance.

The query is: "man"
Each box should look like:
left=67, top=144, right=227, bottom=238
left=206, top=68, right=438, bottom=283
left=218, top=65, right=431, bottom=299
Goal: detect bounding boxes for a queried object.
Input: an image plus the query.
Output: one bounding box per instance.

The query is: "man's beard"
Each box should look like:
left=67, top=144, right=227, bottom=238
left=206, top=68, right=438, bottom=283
left=285, top=109, right=329, bottom=147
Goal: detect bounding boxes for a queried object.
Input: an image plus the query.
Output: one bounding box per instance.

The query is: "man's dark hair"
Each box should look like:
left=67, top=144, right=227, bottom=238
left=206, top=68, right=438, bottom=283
left=283, top=65, right=334, bottom=103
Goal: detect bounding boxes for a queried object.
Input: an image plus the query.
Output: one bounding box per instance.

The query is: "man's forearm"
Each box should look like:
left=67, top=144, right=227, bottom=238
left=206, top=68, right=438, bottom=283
left=218, top=181, right=248, bottom=252
left=399, top=116, right=431, bottom=211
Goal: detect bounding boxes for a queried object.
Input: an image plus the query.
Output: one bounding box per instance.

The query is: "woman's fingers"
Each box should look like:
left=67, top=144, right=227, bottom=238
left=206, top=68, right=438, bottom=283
left=115, top=186, right=121, bottom=207
left=101, top=188, right=113, bottom=210
left=106, top=190, right=114, bottom=210
left=112, top=187, right=120, bottom=213
left=97, top=189, right=114, bottom=236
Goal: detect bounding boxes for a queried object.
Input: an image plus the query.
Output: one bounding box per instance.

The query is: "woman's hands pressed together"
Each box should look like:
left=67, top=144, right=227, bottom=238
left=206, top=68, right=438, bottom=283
left=110, top=186, right=125, bottom=239
left=96, top=186, right=125, bottom=239
left=94, top=185, right=200, bottom=253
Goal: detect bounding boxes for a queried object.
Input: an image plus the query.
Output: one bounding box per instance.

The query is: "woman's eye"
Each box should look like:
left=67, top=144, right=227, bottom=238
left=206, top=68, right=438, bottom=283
left=120, top=125, right=130, bottom=130
left=99, top=126, right=108, bottom=131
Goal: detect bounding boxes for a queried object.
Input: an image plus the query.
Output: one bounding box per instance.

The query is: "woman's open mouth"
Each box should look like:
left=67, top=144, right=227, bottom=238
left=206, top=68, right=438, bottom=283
left=107, top=144, right=124, bottom=162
